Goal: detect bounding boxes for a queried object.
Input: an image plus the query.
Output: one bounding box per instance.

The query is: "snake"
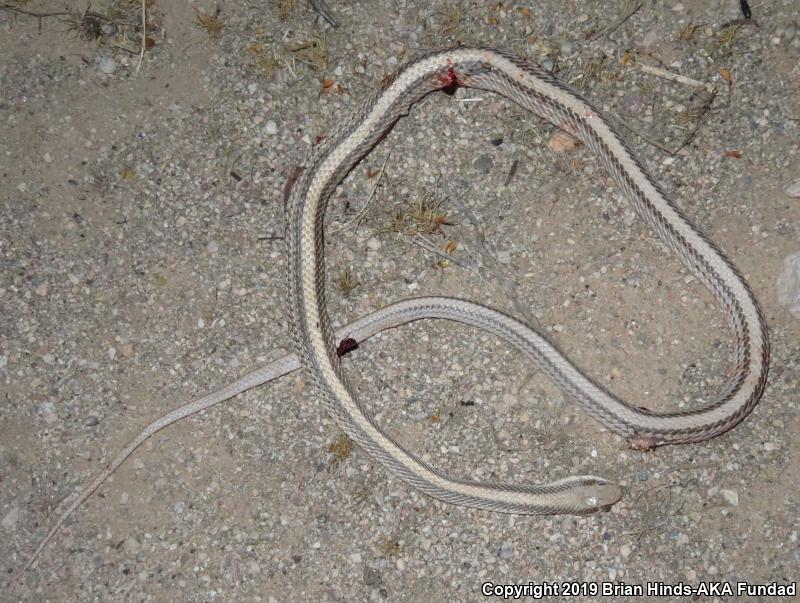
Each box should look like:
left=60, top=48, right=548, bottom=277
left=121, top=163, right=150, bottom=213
left=286, top=45, right=770, bottom=515
left=12, top=44, right=771, bottom=582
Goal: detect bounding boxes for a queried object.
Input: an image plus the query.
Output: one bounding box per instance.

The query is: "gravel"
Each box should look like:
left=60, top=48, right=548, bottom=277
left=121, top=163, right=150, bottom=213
left=1, top=0, right=798, bottom=601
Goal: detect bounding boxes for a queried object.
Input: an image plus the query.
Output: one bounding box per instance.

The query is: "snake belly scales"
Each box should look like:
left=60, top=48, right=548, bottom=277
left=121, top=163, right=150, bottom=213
left=15, top=45, right=769, bottom=578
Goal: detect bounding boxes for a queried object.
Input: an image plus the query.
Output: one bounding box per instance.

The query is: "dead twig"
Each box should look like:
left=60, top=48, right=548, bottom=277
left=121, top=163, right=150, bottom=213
left=135, top=0, right=146, bottom=75
left=0, top=4, right=74, bottom=18
left=335, top=148, right=393, bottom=232
left=614, top=118, right=679, bottom=156
left=588, top=0, right=642, bottom=41
left=451, top=197, right=539, bottom=328
left=308, top=0, right=338, bottom=27
left=411, top=235, right=472, bottom=270
left=625, top=481, right=688, bottom=550
left=672, top=88, right=717, bottom=155
left=637, top=62, right=716, bottom=92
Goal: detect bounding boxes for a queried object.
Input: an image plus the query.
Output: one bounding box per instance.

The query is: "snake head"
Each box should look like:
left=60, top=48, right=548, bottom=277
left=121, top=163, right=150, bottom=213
left=577, top=477, right=623, bottom=514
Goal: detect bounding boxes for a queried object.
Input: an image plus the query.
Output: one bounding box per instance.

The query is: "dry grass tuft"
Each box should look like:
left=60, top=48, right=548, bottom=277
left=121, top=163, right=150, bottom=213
left=245, top=42, right=280, bottom=79
left=286, top=35, right=329, bottom=71
left=195, top=7, right=223, bottom=39
left=678, top=21, right=698, bottom=42
left=333, top=268, right=360, bottom=297
left=278, top=0, right=298, bottom=20
left=327, top=434, right=354, bottom=468
left=386, top=193, right=452, bottom=236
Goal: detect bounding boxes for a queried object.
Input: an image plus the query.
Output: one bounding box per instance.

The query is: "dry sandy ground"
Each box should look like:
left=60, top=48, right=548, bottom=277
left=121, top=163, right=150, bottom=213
left=1, top=0, right=799, bottom=601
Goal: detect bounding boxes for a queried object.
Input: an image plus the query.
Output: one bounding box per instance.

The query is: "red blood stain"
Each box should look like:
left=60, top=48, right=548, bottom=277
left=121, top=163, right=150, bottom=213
left=336, top=337, right=359, bottom=357
left=436, top=60, right=460, bottom=95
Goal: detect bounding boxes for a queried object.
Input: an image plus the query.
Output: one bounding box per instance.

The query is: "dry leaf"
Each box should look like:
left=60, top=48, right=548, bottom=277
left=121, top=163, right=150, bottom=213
left=719, top=67, right=732, bottom=82
left=724, top=149, right=743, bottom=158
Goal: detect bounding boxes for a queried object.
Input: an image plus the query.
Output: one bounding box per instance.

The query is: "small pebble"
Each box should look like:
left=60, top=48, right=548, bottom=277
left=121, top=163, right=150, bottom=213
left=1, top=507, right=20, bottom=529
left=785, top=179, right=800, bottom=198
left=623, top=94, right=644, bottom=114
left=363, top=567, right=382, bottom=587
left=560, top=41, right=575, bottom=56
left=264, top=120, right=278, bottom=136
left=777, top=252, right=800, bottom=318
left=472, top=154, right=494, bottom=173
left=97, top=56, right=117, bottom=75
left=719, top=489, right=739, bottom=506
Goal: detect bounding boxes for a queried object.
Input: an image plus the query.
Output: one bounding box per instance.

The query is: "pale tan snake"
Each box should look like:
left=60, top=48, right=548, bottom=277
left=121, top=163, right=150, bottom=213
left=286, top=45, right=769, bottom=514
left=14, top=45, right=769, bottom=579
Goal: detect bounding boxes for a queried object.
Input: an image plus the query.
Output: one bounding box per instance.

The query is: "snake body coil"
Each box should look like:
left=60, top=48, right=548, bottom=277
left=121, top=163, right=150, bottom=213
left=286, top=46, right=769, bottom=514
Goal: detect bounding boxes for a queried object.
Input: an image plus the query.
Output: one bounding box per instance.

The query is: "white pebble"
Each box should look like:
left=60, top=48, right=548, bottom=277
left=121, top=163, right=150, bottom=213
left=719, top=489, right=739, bottom=506
left=264, top=120, right=278, bottom=135
left=1, top=507, right=21, bottom=529
left=777, top=252, right=800, bottom=319
left=98, top=56, right=117, bottom=74
left=785, top=179, right=800, bottom=198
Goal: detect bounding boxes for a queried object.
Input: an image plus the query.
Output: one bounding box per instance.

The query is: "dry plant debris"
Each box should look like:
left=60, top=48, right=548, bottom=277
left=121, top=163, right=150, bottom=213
left=333, top=268, right=360, bottom=297
left=386, top=193, right=453, bottom=236
left=195, top=7, right=223, bottom=39
left=327, top=434, right=354, bottom=468
left=286, top=35, right=329, bottom=71
left=245, top=42, right=280, bottom=79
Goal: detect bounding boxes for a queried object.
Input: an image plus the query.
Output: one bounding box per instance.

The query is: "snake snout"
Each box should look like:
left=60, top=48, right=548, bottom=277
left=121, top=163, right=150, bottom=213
left=583, top=478, right=623, bottom=512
